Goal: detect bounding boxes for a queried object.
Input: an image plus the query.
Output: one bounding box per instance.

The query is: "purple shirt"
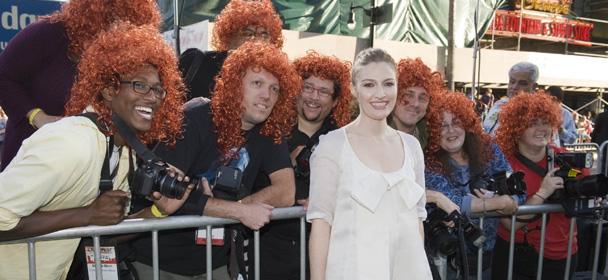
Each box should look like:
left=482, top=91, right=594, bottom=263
left=0, top=20, right=76, bottom=170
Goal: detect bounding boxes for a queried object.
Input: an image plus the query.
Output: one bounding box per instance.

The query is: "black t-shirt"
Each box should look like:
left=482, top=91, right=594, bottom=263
left=179, top=49, right=228, bottom=100
left=255, top=119, right=337, bottom=240
left=132, top=103, right=290, bottom=276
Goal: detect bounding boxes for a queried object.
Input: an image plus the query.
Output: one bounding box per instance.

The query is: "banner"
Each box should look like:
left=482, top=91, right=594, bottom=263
left=0, top=0, right=62, bottom=51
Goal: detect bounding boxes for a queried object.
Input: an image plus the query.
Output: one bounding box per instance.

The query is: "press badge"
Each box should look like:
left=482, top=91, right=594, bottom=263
left=196, top=227, right=225, bottom=246
left=85, top=245, right=119, bottom=280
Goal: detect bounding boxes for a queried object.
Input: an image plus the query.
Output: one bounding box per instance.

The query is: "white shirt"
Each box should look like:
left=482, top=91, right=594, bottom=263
left=307, top=127, right=432, bottom=280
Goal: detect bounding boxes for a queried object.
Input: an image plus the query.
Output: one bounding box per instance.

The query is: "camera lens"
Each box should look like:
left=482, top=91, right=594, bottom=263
left=156, top=173, right=189, bottom=199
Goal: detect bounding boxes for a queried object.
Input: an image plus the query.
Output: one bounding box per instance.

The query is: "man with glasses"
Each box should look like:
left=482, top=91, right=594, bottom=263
left=179, top=0, right=283, bottom=100
left=249, top=51, right=353, bottom=280
left=0, top=23, right=191, bottom=279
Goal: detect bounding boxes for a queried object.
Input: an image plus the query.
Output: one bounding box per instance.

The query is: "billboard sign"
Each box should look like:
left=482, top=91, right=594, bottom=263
left=0, top=0, right=63, bottom=51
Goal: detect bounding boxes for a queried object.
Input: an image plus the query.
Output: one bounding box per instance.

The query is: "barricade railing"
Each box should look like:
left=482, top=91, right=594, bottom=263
left=3, top=204, right=606, bottom=280
left=0, top=206, right=307, bottom=280
left=469, top=203, right=607, bottom=280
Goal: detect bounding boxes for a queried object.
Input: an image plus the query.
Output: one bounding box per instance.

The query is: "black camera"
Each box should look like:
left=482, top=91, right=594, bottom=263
left=470, top=171, right=527, bottom=197
left=131, top=160, right=197, bottom=199
left=202, top=166, right=243, bottom=201
left=425, top=209, right=486, bottom=256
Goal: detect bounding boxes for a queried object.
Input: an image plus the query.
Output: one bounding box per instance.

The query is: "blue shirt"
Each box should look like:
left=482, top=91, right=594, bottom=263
left=425, top=143, right=525, bottom=252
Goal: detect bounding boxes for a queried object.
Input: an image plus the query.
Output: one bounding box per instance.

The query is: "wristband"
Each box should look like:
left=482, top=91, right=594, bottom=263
left=534, top=193, right=547, bottom=201
left=28, top=108, right=43, bottom=128
left=150, top=204, right=167, bottom=218
left=482, top=198, right=487, bottom=214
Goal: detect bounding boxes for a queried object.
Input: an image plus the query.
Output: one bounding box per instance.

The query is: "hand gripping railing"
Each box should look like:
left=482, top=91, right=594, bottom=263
left=0, top=206, right=307, bottom=280
left=470, top=203, right=607, bottom=280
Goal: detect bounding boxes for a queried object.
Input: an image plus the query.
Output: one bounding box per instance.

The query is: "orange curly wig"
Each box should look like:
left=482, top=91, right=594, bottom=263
left=396, top=58, right=444, bottom=107
left=292, top=51, right=353, bottom=127
left=425, top=91, right=493, bottom=173
left=211, top=41, right=300, bottom=157
left=496, top=91, right=562, bottom=158
left=49, top=0, right=161, bottom=58
left=211, top=0, right=283, bottom=51
left=65, top=22, right=184, bottom=146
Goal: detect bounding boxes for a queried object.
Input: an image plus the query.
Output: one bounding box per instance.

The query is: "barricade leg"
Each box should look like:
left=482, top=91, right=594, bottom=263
left=565, top=218, right=576, bottom=280
left=591, top=220, right=603, bottom=280
left=300, top=217, right=306, bottom=280
left=478, top=217, right=484, bottom=280
left=537, top=213, right=548, bottom=280
left=152, top=230, right=159, bottom=280
left=93, top=235, right=103, bottom=280
left=508, top=215, right=516, bottom=280
left=206, top=225, right=212, bottom=280
left=254, top=230, right=260, bottom=280
left=28, top=241, right=36, bottom=280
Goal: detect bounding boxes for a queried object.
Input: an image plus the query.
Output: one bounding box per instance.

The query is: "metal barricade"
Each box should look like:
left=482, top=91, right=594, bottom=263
left=469, top=204, right=607, bottom=280
left=0, top=207, right=307, bottom=280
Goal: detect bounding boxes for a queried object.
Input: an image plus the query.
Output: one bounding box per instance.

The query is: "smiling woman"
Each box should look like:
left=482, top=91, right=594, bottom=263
left=307, top=48, right=432, bottom=280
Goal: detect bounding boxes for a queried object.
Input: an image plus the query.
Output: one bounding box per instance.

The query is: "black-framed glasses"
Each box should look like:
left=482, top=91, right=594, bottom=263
left=120, top=80, right=166, bottom=100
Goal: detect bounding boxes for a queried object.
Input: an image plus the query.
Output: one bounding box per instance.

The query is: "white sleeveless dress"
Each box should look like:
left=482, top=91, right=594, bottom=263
left=307, top=127, right=432, bottom=280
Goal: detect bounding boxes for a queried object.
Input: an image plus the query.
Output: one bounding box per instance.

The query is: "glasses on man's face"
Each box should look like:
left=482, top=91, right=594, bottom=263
left=239, top=27, right=270, bottom=40
left=302, top=83, right=334, bottom=99
left=440, top=119, right=463, bottom=132
left=120, top=80, right=166, bottom=100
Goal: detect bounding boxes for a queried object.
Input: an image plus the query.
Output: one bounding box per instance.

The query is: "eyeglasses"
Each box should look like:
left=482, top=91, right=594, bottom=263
left=302, top=83, right=334, bottom=99
left=239, top=27, right=270, bottom=40
left=440, top=119, right=463, bottom=132
left=120, top=80, right=166, bottom=100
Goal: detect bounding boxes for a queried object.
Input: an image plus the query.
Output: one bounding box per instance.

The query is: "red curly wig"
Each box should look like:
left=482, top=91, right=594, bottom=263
left=65, top=22, right=185, bottom=146
left=496, top=91, right=562, bottom=158
left=211, top=0, right=283, bottom=51
left=396, top=58, right=444, bottom=107
left=425, top=91, right=493, bottom=173
left=292, top=51, right=353, bottom=127
left=211, top=41, right=300, bottom=158
left=48, top=0, right=161, bottom=58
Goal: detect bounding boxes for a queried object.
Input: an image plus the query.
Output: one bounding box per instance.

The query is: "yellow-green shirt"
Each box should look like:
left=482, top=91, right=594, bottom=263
left=0, top=116, right=130, bottom=280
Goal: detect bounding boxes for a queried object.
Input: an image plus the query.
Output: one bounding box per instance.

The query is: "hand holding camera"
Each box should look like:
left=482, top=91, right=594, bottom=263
left=539, top=167, right=565, bottom=199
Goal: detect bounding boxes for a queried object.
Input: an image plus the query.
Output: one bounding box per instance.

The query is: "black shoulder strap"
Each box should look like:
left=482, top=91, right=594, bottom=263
left=111, top=113, right=160, bottom=163
left=78, top=112, right=114, bottom=193
left=514, top=152, right=547, bottom=177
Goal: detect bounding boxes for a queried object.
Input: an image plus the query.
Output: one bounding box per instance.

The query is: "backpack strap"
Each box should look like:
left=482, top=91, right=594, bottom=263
left=79, top=112, right=114, bottom=194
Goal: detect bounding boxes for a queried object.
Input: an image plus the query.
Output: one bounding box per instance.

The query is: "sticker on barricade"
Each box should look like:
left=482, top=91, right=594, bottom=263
left=196, top=227, right=225, bottom=246
left=85, top=245, right=119, bottom=280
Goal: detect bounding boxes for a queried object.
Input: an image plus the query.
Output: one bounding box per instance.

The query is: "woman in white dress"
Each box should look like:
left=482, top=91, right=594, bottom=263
left=307, top=48, right=432, bottom=280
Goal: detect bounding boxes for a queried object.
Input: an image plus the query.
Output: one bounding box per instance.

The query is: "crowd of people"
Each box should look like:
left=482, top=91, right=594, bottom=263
left=0, top=0, right=604, bottom=280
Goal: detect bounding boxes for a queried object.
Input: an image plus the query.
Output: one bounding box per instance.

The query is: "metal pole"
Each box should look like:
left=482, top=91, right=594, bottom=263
left=300, top=217, right=306, bottom=280
left=254, top=230, right=260, bottom=280
left=477, top=217, right=484, bottom=279
left=93, top=236, right=103, bottom=280
left=471, top=0, right=481, bottom=100
left=173, top=0, right=181, bottom=55
left=206, top=226, right=212, bottom=280
left=369, top=0, right=376, bottom=48
left=565, top=17, right=570, bottom=55
left=152, top=230, right=159, bottom=280
left=591, top=220, right=604, bottom=280
left=517, top=0, right=524, bottom=51
left=508, top=215, right=517, bottom=280
left=28, top=241, right=36, bottom=280
left=564, top=218, right=576, bottom=280
left=446, top=0, right=455, bottom=91
left=537, top=213, right=548, bottom=280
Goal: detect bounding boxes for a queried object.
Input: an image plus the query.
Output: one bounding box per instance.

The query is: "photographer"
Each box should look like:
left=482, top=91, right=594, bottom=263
left=493, top=92, right=575, bottom=280
left=0, top=23, right=189, bottom=279
left=251, top=51, right=353, bottom=280
left=424, top=92, right=524, bottom=279
left=130, top=41, right=299, bottom=279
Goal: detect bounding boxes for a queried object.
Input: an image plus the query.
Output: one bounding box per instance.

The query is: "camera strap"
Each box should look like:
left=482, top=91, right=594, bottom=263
left=111, top=113, right=160, bottom=164
left=514, top=152, right=547, bottom=178
left=78, top=112, right=117, bottom=194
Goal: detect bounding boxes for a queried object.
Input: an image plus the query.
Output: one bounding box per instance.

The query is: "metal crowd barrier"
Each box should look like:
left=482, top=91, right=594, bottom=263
left=469, top=203, right=607, bottom=280
left=0, top=207, right=307, bottom=280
